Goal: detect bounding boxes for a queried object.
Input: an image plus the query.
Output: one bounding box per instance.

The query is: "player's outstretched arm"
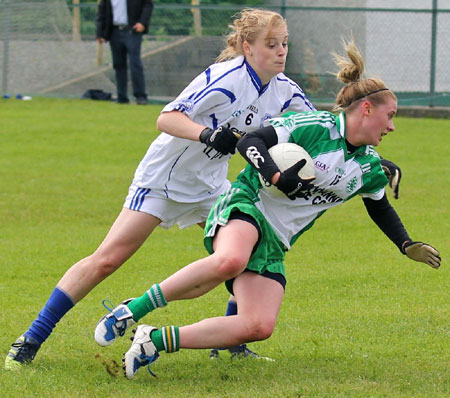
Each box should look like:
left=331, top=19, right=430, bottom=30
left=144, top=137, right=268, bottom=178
left=362, top=195, right=440, bottom=269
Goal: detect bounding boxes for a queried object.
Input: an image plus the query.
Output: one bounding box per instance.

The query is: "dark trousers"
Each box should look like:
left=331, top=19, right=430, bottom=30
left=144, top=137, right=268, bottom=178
left=110, top=27, right=147, bottom=102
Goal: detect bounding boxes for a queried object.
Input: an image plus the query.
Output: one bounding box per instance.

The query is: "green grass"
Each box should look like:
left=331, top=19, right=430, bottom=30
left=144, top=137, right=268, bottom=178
left=0, top=97, right=449, bottom=397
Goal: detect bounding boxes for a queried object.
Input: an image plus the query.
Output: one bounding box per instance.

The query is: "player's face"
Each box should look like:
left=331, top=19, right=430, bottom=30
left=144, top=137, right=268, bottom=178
left=244, top=25, right=289, bottom=85
left=363, top=97, right=397, bottom=146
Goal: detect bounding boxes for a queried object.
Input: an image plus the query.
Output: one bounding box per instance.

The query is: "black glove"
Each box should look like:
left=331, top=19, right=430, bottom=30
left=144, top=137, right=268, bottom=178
left=199, top=126, right=242, bottom=155
left=402, top=241, right=441, bottom=269
left=275, top=159, right=315, bottom=200
left=381, top=158, right=402, bottom=199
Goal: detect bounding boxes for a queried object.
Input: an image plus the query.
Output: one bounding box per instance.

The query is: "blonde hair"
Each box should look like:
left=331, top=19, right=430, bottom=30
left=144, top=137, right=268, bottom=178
left=332, top=38, right=396, bottom=112
left=216, top=8, right=287, bottom=62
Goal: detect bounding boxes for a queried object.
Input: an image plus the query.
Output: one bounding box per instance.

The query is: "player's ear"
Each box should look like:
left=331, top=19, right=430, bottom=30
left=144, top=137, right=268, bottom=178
left=243, top=41, right=252, bottom=56
left=362, top=100, right=372, bottom=116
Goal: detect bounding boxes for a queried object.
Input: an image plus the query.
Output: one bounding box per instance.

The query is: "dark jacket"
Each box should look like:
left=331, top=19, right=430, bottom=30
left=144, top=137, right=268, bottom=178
left=96, top=0, right=154, bottom=40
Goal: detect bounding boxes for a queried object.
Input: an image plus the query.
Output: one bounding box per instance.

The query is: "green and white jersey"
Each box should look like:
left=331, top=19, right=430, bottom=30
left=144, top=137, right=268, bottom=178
left=237, top=111, right=388, bottom=250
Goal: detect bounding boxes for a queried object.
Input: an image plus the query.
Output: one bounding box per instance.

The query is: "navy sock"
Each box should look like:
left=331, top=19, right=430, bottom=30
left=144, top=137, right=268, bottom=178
left=213, top=300, right=238, bottom=351
left=225, top=300, right=237, bottom=316
left=24, top=287, right=75, bottom=345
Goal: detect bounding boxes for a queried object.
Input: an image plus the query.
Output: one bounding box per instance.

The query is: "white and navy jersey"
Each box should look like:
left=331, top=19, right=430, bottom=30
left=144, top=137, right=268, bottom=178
left=132, top=56, right=315, bottom=203
left=238, top=111, right=388, bottom=249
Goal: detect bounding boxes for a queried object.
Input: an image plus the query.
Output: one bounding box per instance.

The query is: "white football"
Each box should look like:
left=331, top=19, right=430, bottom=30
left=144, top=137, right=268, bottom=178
left=259, top=142, right=315, bottom=197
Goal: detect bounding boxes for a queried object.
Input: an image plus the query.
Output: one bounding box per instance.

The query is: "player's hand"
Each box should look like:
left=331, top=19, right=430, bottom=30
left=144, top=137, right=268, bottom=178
left=381, top=158, right=402, bottom=199
left=275, top=159, right=315, bottom=200
left=402, top=241, right=441, bottom=269
left=199, top=126, right=242, bottom=155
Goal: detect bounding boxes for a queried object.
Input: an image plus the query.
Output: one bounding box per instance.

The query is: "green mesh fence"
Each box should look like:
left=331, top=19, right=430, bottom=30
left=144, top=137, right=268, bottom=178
left=1, top=0, right=449, bottom=107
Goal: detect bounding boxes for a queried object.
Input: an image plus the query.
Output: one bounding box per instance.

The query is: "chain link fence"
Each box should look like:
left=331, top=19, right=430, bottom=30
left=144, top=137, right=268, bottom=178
left=1, top=0, right=449, bottom=107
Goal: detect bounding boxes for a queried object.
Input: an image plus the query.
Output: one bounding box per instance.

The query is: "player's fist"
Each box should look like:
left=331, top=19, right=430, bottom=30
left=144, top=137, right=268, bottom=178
left=381, top=158, right=402, bottom=199
left=275, top=159, right=315, bottom=200
left=402, top=241, right=441, bottom=269
left=199, top=126, right=241, bottom=155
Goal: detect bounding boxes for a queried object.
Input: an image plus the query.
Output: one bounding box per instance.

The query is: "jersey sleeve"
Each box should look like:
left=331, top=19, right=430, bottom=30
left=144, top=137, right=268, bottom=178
left=161, top=58, right=247, bottom=122
left=266, top=111, right=334, bottom=149
left=276, top=75, right=316, bottom=113
left=264, top=111, right=297, bottom=143
left=358, top=154, right=389, bottom=200
left=161, top=70, right=229, bottom=119
left=360, top=187, right=386, bottom=201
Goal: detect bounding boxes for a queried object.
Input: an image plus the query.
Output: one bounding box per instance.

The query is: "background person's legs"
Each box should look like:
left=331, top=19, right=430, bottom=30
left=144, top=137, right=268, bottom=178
left=126, top=32, right=147, bottom=103
left=110, top=28, right=129, bottom=103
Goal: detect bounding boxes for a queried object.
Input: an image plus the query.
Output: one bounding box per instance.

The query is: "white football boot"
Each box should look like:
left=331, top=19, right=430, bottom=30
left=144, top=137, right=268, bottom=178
left=94, top=298, right=136, bottom=346
left=122, top=325, right=159, bottom=379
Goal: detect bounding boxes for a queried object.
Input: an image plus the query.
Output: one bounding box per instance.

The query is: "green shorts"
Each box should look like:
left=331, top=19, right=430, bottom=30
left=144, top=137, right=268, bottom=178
left=204, top=182, right=287, bottom=293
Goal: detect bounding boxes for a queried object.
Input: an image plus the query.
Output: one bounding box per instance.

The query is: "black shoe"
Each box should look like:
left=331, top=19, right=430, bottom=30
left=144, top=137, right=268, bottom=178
left=228, top=344, right=274, bottom=361
left=115, top=97, right=130, bottom=104
left=136, top=97, right=148, bottom=105
left=5, top=335, right=41, bottom=370
left=209, top=349, right=220, bottom=359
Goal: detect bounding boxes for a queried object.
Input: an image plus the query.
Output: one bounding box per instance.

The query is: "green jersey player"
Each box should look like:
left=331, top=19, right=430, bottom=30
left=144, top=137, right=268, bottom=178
left=5, top=10, right=402, bottom=370
left=94, top=38, right=440, bottom=380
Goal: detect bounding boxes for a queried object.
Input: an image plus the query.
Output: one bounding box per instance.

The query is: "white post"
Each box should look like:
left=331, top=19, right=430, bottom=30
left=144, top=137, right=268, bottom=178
left=72, top=0, right=81, bottom=41
left=191, top=0, right=202, bottom=37
left=96, top=0, right=103, bottom=65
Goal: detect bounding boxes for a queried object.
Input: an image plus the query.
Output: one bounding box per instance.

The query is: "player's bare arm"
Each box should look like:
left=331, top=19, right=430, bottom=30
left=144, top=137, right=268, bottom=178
left=157, top=110, right=206, bottom=141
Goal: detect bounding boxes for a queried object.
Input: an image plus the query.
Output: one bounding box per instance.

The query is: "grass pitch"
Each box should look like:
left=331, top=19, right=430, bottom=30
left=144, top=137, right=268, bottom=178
left=0, top=97, right=449, bottom=397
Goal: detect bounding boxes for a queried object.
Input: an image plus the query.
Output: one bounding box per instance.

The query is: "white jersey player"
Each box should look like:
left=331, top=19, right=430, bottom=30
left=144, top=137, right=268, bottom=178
left=6, top=8, right=318, bottom=370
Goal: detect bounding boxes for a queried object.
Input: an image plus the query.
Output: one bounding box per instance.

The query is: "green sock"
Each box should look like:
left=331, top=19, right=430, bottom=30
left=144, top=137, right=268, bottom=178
left=151, top=326, right=180, bottom=353
left=127, top=284, right=167, bottom=321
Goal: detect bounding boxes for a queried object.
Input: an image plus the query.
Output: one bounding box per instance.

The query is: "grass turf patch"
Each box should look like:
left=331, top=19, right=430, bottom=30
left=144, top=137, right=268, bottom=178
left=0, top=97, right=448, bottom=397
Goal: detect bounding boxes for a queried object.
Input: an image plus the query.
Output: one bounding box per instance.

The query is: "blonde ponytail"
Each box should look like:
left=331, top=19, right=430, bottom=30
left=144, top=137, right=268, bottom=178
left=332, top=38, right=395, bottom=112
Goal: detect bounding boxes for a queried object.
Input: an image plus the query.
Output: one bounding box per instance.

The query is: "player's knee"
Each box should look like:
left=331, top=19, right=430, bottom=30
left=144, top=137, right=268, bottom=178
left=242, top=316, right=276, bottom=342
left=90, top=252, right=124, bottom=278
left=214, top=253, right=247, bottom=279
left=252, top=322, right=276, bottom=342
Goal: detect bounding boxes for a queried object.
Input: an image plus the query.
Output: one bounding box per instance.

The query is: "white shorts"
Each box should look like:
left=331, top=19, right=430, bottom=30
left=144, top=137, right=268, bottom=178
left=123, top=184, right=219, bottom=229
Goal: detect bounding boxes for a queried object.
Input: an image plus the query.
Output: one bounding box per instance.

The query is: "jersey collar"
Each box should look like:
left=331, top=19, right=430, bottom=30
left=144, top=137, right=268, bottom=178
left=244, top=59, right=270, bottom=96
left=337, top=112, right=368, bottom=157
left=336, top=112, right=346, bottom=138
